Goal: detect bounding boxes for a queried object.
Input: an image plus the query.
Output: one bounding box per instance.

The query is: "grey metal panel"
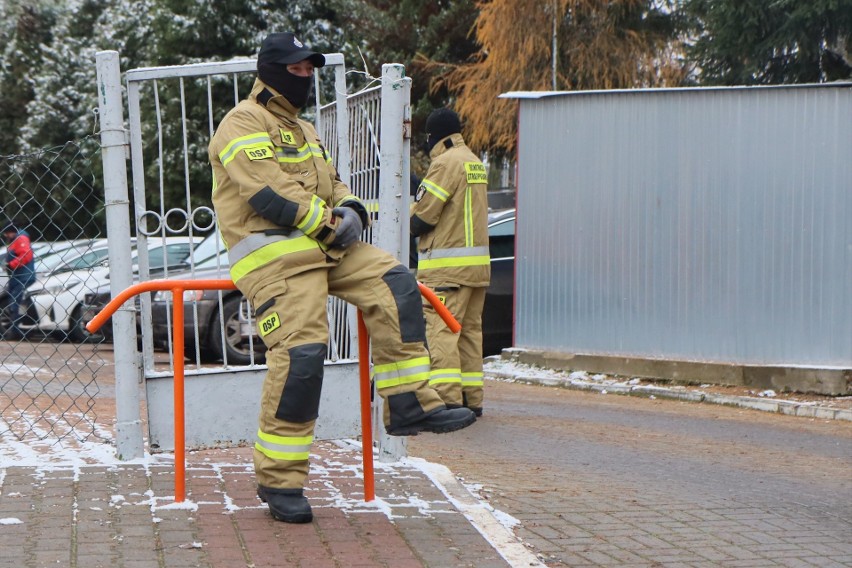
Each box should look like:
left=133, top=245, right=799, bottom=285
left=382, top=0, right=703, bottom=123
left=515, top=85, right=852, bottom=367
left=147, top=362, right=361, bottom=451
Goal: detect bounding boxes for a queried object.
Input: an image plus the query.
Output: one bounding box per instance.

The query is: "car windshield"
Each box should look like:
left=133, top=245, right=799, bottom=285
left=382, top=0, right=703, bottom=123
left=191, top=232, right=228, bottom=266
left=148, top=243, right=195, bottom=270
left=53, top=248, right=112, bottom=272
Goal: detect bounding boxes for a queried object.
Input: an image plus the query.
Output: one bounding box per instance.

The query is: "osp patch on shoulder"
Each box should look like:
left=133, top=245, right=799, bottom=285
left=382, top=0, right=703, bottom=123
left=259, top=311, right=281, bottom=337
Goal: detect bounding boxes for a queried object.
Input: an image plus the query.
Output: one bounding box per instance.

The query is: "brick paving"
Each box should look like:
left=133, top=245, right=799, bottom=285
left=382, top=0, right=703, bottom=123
left=0, top=441, right=517, bottom=568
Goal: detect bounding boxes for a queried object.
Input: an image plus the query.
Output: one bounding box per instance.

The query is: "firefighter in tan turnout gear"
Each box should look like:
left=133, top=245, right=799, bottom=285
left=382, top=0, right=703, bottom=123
left=209, top=33, right=476, bottom=524
left=411, top=108, right=491, bottom=417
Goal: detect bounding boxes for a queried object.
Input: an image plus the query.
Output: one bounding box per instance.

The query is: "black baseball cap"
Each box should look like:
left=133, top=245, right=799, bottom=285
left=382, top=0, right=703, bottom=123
left=258, top=32, right=325, bottom=68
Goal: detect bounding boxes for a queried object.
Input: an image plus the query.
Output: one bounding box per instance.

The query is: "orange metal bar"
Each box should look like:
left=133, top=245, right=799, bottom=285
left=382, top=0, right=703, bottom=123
left=418, top=282, right=461, bottom=333
left=356, top=311, right=375, bottom=502
left=86, top=279, right=461, bottom=505
left=86, top=279, right=236, bottom=503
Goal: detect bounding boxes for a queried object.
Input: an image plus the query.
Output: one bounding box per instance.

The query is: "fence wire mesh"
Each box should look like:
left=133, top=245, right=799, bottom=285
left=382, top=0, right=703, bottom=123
left=0, top=138, right=111, bottom=444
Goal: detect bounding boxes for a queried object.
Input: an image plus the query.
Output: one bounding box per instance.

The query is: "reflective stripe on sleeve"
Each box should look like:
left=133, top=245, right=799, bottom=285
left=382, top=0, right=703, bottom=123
left=254, top=430, right=313, bottom=461
left=420, top=178, right=450, bottom=202
left=295, top=194, right=327, bottom=235
left=372, top=356, right=431, bottom=390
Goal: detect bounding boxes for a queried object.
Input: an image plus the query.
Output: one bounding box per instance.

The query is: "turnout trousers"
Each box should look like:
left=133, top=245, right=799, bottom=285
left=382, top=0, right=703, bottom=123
left=422, top=285, right=486, bottom=410
left=248, top=241, right=445, bottom=490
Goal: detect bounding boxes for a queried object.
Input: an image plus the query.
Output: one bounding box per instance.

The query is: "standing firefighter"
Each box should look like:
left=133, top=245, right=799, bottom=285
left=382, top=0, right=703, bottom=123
left=209, top=33, right=476, bottom=524
left=410, top=108, right=491, bottom=416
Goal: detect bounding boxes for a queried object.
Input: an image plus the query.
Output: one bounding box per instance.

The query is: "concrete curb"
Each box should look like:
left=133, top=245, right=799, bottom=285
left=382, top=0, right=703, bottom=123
left=486, top=370, right=852, bottom=422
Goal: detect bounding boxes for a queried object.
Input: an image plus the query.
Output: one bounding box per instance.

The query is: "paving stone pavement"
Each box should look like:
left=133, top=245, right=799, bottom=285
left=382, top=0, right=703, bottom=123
left=0, top=440, right=535, bottom=568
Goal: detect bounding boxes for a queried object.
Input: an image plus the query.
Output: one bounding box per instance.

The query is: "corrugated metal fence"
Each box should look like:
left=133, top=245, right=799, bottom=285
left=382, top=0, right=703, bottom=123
left=511, top=84, right=851, bottom=367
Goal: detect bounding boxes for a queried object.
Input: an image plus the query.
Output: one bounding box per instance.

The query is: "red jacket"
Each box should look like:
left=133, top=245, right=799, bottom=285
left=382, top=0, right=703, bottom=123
left=7, top=233, right=34, bottom=269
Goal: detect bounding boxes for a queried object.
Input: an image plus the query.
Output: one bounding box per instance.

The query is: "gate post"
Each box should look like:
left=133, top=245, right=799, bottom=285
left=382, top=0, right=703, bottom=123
left=96, top=51, right=144, bottom=459
left=376, top=63, right=412, bottom=462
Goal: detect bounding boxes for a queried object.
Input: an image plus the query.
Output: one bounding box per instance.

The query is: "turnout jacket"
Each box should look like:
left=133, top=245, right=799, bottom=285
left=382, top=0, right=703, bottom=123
left=410, top=133, right=490, bottom=288
left=209, top=79, right=367, bottom=285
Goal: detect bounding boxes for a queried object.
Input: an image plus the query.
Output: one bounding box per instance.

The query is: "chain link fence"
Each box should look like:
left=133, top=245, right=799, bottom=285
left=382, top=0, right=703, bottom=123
left=0, top=137, right=111, bottom=444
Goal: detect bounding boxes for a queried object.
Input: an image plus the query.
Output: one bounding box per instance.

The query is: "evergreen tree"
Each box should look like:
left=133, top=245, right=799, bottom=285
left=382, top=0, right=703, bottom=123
left=683, top=0, right=852, bottom=85
left=0, top=1, right=57, bottom=155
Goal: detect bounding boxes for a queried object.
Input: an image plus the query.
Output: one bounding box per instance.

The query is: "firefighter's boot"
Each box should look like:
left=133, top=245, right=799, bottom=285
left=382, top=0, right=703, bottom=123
left=257, top=486, right=313, bottom=523
left=386, top=406, right=476, bottom=436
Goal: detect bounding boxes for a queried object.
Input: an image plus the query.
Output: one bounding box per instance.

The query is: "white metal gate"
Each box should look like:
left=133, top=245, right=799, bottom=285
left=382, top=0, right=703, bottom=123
left=96, top=51, right=412, bottom=459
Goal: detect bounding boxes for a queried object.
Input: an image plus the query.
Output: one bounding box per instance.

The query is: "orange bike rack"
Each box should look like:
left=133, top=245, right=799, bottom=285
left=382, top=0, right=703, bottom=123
left=86, top=279, right=459, bottom=504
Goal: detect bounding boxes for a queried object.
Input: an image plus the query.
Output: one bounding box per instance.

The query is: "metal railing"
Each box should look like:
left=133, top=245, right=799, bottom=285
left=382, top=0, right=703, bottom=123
left=87, top=279, right=460, bottom=503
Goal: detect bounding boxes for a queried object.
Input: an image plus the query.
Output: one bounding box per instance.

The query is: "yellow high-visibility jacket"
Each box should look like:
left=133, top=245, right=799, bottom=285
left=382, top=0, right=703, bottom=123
left=411, top=133, right=490, bottom=288
left=209, top=79, right=367, bottom=285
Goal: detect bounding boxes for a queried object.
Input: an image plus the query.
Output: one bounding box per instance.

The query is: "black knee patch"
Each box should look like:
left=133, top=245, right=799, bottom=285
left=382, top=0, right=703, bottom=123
left=381, top=265, right=426, bottom=343
left=275, top=343, right=326, bottom=423
left=386, top=391, right=428, bottom=430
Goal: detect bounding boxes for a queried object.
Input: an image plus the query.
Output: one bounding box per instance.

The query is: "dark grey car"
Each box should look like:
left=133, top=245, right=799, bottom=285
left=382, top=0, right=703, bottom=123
left=482, top=208, right=515, bottom=356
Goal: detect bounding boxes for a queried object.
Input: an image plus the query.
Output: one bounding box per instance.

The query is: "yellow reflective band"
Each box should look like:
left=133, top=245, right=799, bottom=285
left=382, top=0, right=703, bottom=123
left=464, top=161, right=487, bottom=184
left=255, top=430, right=312, bottom=461
left=418, top=255, right=491, bottom=270
left=259, top=312, right=280, bottom=337
left=429, top=368, right=462, bottom=385
left=373, top=356, right=431, bottom=390
left=230, top=235, right=319, bottom=282
left=276, top=143, right=312, bottom=163
left=461, top=372, right=484, bottom=387
left=296, top=194, right=326, bottom=235
left=219, top=132, right=273, bottom=166
left=420, top=178, right=450, bottom=202
left=336, top=195, right=365, bottom=209
left=464, top=187, right=473, bottom=246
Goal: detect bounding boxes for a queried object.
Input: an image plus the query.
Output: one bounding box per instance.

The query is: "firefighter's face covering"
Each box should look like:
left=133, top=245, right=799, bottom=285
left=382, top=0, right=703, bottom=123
left=257, top=32, right=326, bottom=109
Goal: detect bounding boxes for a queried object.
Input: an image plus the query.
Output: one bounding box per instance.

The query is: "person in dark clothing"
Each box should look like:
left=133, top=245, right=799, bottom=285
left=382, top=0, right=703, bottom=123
left=2, top=223, right=35, bottom=339
left=409, top=172, right=421, bottom=270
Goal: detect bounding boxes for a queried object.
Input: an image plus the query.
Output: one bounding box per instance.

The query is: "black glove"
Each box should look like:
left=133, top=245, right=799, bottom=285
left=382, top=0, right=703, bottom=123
left=331, top=207, right=363, bottom=248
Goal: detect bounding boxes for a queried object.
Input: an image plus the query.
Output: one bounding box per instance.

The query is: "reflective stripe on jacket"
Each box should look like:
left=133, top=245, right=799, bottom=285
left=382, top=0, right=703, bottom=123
left=209, top=79, right=367, bottom=286
left=411, top=133, right=490, bottom=287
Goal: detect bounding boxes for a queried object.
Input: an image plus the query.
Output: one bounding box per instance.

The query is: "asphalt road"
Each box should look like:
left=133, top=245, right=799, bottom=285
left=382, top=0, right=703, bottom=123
left=409, top=379, right=852, bottom=567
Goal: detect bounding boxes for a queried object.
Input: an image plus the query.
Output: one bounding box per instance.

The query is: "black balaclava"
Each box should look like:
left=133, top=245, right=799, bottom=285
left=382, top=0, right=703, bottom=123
left=257, top=32, right=326, bottom=109
left=258, top=62, right=313, bottom=108
left=425, top=108, right=462, bottom=152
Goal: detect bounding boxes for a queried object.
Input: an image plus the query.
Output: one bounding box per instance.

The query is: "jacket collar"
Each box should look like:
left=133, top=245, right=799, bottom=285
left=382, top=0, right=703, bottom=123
left=429, top=132, right=466, bottom=159
left=250, top=78, right=300, bottom=122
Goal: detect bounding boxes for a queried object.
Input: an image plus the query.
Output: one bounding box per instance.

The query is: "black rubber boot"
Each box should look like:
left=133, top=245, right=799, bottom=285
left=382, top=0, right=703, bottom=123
left=257, top=486, right=313, bottom=523
left=386, top=406, right=476, bottom=436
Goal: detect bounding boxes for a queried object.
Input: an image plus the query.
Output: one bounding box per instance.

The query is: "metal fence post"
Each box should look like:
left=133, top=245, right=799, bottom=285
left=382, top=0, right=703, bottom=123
left=96, top=51, right=144, bottom=459
left=375, top=63, right=412, bottom=462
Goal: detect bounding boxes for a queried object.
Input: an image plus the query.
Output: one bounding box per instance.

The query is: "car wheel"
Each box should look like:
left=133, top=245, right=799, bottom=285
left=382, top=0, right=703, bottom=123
left=208, top=295, right=266, bottom=365
left=68, top=304, right=106, bottom=343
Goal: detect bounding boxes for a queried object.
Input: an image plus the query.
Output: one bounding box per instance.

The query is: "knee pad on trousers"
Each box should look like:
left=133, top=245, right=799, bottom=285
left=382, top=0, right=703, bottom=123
left=275, top=343, right=326, bottom=423
left=381, top=265, right=426, bottom=343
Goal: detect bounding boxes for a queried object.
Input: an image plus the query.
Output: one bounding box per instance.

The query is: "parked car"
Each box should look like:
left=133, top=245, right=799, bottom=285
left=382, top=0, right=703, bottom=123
left=85, top=211, right=516, bottom=361
left=482, top=208, right=515, bottom=356
left=84, top=240, right=262, bottom=365
left=23, top=238, right=199, bottom=341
